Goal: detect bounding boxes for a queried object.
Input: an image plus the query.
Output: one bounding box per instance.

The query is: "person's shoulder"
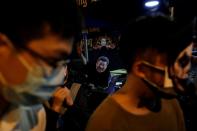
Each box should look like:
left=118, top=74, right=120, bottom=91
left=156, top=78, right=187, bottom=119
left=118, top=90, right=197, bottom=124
left=86, top=96, right=121, bottom=131
left=164, top=98, right=180, bottom=106
left=162, top=98, right=182, bottom=113
left=90, top=96, right=118, bottom=116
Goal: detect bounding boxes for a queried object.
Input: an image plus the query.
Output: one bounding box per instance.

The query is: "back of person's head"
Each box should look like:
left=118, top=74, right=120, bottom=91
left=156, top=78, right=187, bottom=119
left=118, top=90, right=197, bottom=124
left=0, top=0, right=83, bottom=49
left=119, top=14, right=193, bottom=72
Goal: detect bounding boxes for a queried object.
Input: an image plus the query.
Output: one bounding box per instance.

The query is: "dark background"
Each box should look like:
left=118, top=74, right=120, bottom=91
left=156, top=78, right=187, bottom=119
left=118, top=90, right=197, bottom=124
left=81, top=0, right=197, bottom=31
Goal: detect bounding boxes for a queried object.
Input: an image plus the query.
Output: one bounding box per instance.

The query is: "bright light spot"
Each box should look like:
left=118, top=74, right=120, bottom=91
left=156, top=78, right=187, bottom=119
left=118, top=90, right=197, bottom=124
left=145, top=0, right=159, bottom=8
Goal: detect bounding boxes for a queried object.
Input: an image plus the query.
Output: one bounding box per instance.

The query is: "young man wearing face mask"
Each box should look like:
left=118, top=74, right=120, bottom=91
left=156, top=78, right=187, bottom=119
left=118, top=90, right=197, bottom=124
left=0, top=0, right=82, bottom=130
left=86, top=15, right=194, bottom=131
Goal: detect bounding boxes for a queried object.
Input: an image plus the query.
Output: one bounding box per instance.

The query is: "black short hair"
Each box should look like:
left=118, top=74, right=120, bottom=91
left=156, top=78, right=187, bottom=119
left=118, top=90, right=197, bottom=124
left=0, top=0, right=83, bottom=48
left=119, top=14, right=193, bottom=72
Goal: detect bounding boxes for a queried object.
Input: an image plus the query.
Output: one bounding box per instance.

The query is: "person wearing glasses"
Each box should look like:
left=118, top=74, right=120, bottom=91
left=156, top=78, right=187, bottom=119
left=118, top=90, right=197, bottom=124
left=0, top=0, right=83, bottom=130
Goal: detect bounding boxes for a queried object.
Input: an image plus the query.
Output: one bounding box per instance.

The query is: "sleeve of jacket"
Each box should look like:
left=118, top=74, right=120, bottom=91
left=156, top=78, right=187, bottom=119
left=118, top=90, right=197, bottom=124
left=44, top=104, right=60, bottom=131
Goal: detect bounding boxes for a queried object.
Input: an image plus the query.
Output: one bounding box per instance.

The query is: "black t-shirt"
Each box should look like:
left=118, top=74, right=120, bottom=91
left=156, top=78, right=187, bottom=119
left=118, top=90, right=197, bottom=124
left=86, top=63, right=110, bottom=88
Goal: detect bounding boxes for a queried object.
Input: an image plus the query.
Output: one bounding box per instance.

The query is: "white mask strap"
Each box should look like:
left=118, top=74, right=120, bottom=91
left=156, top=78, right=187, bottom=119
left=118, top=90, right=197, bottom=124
left=164, top=67, right=173, bottom=88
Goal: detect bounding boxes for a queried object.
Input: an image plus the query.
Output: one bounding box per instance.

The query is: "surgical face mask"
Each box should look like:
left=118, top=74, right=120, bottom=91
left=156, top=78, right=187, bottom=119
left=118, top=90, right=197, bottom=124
left=0, top=40, right=70, bottom=105
left=1, top=57, right=67, bottom=106
left=0, top=59, right=67, bottom=131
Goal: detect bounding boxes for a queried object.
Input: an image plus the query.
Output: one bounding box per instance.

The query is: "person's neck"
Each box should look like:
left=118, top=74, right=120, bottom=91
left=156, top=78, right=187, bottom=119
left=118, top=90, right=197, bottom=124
left=123, top=74, right=155, bottom=100
left=112, top=74, right=156, bottom=115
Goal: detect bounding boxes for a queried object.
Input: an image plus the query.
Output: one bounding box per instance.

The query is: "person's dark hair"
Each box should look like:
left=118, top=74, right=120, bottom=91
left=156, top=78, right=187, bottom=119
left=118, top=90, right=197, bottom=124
left=97, top=56, right=109, bottom=65
left=0, top=0, right=83, bottom=49
left=119, top=14, right=193, bottom=72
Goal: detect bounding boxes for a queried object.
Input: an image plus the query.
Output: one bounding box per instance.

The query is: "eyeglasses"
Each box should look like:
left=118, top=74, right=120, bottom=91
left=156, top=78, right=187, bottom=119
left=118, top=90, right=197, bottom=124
left=56, top=60, right=70, bottom=67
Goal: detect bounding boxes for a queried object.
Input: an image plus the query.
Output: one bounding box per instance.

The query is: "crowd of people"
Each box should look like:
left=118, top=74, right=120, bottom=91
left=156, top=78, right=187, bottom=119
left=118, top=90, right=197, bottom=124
left=0, top=0, right=197, bottom=131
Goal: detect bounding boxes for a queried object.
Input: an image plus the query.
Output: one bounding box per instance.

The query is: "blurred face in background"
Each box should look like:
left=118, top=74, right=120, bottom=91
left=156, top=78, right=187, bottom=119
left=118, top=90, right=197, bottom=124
left=96, top=59, right=108, bottom=73
left=171, top=43, right=193, bottom=92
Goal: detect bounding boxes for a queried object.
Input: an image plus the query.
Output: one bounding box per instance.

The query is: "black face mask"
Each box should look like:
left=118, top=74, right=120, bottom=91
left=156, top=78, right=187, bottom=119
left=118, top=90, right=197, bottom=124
left=137, top=78, right=177, bottom=112
left=141, top=76, right=196, bottom=98
left=141, top=78, right=177, bottom=99
left=141, top=61, right=177, bottom=99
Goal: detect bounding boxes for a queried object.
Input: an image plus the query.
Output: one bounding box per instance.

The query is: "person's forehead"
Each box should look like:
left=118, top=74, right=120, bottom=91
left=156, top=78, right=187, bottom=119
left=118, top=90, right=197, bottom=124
left=98, top=59, right=107, bottom=62
left=97, top=60, right=107, bottom=64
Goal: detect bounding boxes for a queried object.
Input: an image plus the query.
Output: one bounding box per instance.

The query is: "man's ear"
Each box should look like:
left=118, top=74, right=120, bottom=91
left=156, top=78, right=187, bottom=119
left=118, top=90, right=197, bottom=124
left=132, top=61, right=146, bottom=78
left=0, top=33, right=14, bottom=49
